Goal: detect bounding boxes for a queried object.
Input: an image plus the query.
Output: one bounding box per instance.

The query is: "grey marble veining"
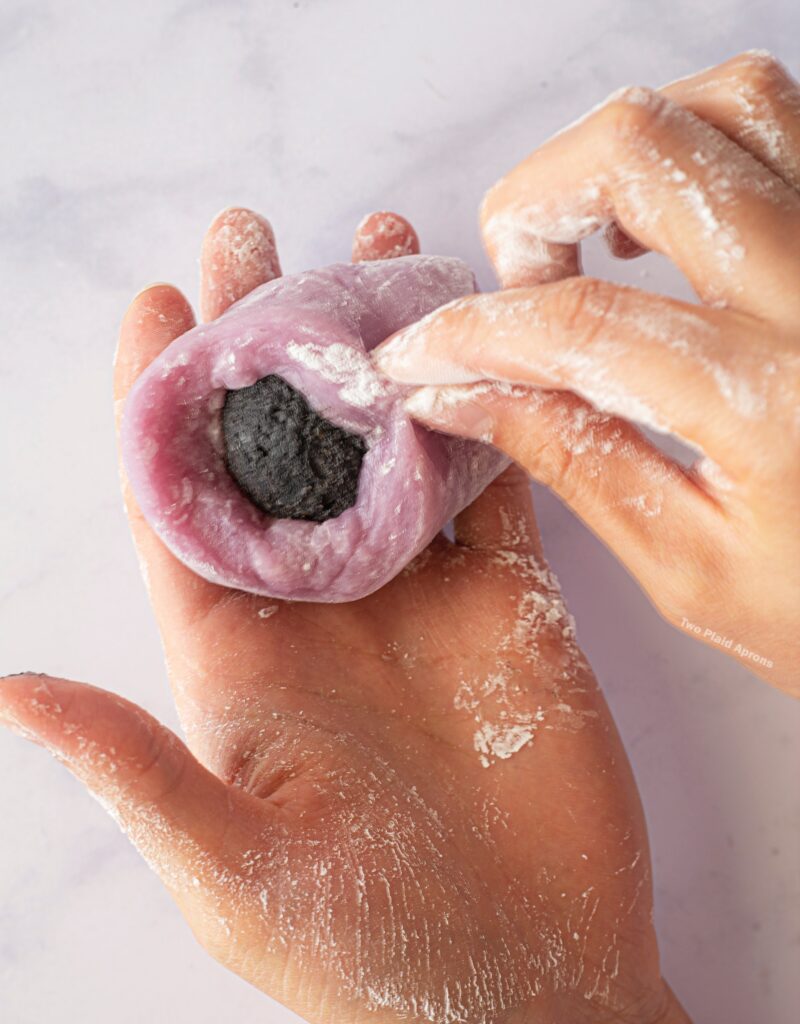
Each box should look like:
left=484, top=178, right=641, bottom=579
left=1, top=1, right=798, bottom=1022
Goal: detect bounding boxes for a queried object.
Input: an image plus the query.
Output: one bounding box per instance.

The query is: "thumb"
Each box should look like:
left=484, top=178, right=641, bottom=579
left=0, top=673, right=255, bottom=897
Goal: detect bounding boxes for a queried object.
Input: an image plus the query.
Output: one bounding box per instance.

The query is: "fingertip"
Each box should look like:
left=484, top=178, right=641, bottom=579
left=205, top=205, right=247, bottom=233
left=202, top=205, right=277, bottom=254
left=404, top=384, right=498, bottom=440
left=352, top=210, right=420, bottom=262
left=122, top=282, right=194, bottom=325
left=200, top=206, right=281, bottom=322
left=372, top=294, right=484, bottom=385
left=0, top=672, right=181, bottom=796
left=115, top=283, right=195, bottom=403
left=0, top=673, right=78, bottom=750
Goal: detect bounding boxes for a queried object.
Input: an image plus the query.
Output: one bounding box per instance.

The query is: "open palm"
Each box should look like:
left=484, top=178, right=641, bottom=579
left=0, top=210, right=684, bottom=1024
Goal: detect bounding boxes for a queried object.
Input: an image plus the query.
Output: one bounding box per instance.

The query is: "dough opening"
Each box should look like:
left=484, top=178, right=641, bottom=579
left=222, top=374, right=367, bottom=523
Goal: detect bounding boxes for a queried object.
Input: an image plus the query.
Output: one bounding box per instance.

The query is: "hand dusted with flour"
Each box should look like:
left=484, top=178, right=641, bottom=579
left=376, top=51, right=800, bottom=696
left=0, top=211, right=689, bottom=1024
left=121, top=252, right=506, bottom=601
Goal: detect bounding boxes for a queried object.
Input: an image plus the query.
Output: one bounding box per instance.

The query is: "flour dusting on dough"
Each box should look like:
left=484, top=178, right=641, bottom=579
left=286, top=339, right=387, bottom=408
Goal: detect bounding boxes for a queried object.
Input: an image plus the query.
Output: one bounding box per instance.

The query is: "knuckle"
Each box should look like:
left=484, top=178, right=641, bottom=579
left=542, top=445, right=584, bottom=506
left=521, top=419, right=587, bottom=506
left=548, top=276, right=620, bottom=347
left=531, top=436, right=575, bottom=496
left=757, top=344, right=800, bottom=455
left=122, top=720, right=187, bottom=803
left=599, top=84, right=668, bottom=142
left=534, top=436, right=607, bottom=510
left=773, top=350, right=800, bottom=402
left=726, top=49, right=790, bottom=100
left=479, top=180, right=503, bottom=229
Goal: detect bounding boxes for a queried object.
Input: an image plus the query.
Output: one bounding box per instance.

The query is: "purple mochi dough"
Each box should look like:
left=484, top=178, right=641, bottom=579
left=121, top=254, right=509, bottom=602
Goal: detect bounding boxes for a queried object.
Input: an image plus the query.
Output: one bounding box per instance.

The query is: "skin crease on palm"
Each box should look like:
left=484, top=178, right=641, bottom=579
left=9, top=54, right=798, bottom=1024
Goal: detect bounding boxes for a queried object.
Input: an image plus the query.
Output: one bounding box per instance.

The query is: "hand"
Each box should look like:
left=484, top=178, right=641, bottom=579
left=374, top=50, right=800, bottom=698
left=0, top=211, right=689, bottom=1024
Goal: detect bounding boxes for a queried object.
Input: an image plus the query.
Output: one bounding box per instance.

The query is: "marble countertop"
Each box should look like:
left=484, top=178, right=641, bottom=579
left=1, top=2, right=798, bottom=1022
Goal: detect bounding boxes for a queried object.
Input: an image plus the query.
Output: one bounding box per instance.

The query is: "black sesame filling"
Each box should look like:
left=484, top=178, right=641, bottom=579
left=222, top=374, right=367, bottom=523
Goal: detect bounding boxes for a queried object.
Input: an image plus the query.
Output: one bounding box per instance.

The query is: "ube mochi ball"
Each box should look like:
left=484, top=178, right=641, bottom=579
left=121, top=255, right=508, bottom=602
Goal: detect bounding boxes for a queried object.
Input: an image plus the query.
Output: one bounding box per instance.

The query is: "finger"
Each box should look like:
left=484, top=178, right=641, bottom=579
left=404, top=383, right=724, bottom=611
left=375, top=279, right=779, bottom=478
left=603, top=220, right=648, bottom=259
left=603, top=52, right=800, bottom=263
left=480, top=84, right=800, bottom=316
left=352, top=211, right=420, bottom=262
left=453, top=464, right=544, bottom=559
left=662, top=50, right=800, bottom=193
left=0, top=674, right=261, bottom=893
left=200, top=207, right=281, bottom=322
left=115, top=284, right=228, bottom=630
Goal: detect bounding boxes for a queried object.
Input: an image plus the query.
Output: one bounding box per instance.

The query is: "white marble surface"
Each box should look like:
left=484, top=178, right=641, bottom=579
left=1, top=1, right=798, bottom=1022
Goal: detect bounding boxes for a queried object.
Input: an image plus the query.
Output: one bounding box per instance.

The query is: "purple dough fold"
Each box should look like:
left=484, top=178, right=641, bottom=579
left=121, top=255, right=508, bottom=602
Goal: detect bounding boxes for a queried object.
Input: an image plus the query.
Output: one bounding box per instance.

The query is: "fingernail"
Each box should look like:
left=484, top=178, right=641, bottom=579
left=130, top=282, right=174, bottom=303
left=352, top=211, right=419, bottom=262
left=404, top=386, right=496, bottom=441
left=0, top=676, right=46, bottom=747
left=205, top=206, right=271, bottom=237
left=374, top=324, right=480, bottom=385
